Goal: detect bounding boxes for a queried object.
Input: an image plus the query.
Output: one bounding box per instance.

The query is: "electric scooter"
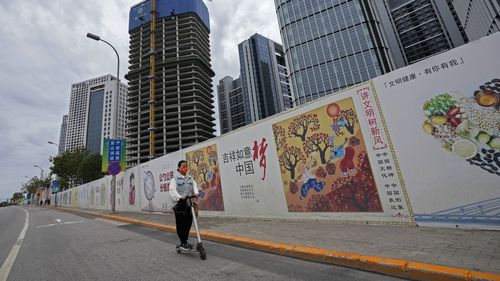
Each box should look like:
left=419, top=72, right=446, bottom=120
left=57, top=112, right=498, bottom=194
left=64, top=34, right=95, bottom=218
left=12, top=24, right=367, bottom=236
left=175, top=196, right=207, bottom=260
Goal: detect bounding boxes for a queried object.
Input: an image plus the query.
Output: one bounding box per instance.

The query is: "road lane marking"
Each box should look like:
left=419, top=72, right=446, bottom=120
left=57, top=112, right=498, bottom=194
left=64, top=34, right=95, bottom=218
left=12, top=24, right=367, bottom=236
left=36, top=220, right=85, bottom=229
left=0, top=207, right=29, bottom=281
left=55, top=219, right=62, bottom=223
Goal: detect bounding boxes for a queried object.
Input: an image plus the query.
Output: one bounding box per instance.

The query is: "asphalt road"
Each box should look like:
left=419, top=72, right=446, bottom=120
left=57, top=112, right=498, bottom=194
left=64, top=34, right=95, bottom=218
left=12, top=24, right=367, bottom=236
left=0, top=207, right=405, bottom=281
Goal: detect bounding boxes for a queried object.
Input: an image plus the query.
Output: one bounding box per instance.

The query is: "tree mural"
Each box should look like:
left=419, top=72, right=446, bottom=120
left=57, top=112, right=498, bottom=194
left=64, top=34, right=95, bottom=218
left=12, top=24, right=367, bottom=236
left=198, top=163, right=209, bottom=183
left=278, top=146, right=305, bottom=179
left=272, top=124, right=287, bottom=148
left=303, top=132, right=331, bottom=164
left=186, top=144, right=224, bottom=211
left=273, top=96, right=380, bottom=213
left=333, top=108, right=359, bottom=135
left=287, top=114, right=320, bottom=141
left=192, top=150, right=204, bottom=167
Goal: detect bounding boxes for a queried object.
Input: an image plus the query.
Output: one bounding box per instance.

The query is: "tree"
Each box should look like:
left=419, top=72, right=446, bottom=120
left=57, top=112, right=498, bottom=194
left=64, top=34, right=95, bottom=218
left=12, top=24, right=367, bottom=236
left=191, top=150, right=204, bottom=168
left=22, top=176, right=51, bottom=196
left=198, top=163, right=209, bottom=183
left=303, top=132, right=331, bottom=164
left=11, top=192, right=24, bottom=203
left=78, top=153, right=105, bottom=184
left=49, top=148, right=102, bottom=190
left=272, top=124, right=287, bottom=148
left=278, top=146, right=305, bottom=179
left=333, top=108, right=358, bottom=135
left=287, top=114, right=320, bottom=142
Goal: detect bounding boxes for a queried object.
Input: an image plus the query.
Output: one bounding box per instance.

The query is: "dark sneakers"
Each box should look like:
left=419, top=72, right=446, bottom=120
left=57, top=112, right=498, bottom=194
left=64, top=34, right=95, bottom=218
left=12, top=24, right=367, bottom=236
left=180, top=243, right=194, bottom=250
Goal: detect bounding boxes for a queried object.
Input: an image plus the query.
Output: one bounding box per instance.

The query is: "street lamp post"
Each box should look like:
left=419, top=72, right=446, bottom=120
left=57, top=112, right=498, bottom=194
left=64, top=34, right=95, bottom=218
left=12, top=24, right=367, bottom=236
left=33, top=165, right=44, bottom=206
left=33, top=165, right=43, bottom=179
left=86, top=32, right=120, bottom=213
left=48, top=141, right=60, bottom=152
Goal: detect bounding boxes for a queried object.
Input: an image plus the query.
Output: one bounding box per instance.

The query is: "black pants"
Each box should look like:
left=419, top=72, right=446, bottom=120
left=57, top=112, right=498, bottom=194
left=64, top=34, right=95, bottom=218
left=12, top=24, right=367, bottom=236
left=174, top=200, right=193, bottom=244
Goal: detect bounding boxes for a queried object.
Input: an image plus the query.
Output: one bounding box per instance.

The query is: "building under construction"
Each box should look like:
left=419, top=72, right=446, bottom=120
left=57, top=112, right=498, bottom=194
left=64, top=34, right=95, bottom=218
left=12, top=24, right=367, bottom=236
left=126, top=0, right=215, bottom=167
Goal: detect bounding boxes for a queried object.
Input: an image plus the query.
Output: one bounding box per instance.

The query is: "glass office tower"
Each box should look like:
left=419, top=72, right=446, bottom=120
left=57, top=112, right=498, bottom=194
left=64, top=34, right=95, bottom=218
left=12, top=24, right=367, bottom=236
left=274, top=0, right=398, bottom=105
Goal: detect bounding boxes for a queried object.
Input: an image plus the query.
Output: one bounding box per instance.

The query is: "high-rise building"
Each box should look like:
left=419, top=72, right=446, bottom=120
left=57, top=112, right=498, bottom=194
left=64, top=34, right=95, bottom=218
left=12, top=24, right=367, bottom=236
left=274, top=0, right=400, bottom=106
left=238, top=33, right=293, bottom=123
left=217, top=76, right=245, bottom=134
left=126, top=0, right=215, bottom=166
left=58, top=114, right=68, bottom=155
left=65, top=74, right=128, bottom=155
left=379, top=0, right=467, bottom=64
left=451, top=0, right=500, bottom=41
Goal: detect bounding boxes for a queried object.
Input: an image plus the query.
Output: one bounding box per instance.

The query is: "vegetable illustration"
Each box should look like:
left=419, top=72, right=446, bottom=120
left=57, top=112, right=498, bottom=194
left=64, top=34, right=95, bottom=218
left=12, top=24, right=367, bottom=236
left=422, top=79, right=500, bottom=176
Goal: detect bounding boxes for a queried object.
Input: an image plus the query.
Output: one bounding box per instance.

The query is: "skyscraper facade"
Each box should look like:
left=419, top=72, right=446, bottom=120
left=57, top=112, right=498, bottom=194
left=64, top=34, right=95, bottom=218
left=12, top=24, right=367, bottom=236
left=58, top=114, right=68, bottom=155
left=451, top=0, right=500, bottom=41
left=65, top=75, right=127, bottom=154
left=381, top=0, right=467, bottom=64
left=127, top=0, right=215, bottom=166
left=238, top=33, right=293, bottom=123
left=217, top=76, right=245, bottom=134
left=274, top=0, right=399, bottom=105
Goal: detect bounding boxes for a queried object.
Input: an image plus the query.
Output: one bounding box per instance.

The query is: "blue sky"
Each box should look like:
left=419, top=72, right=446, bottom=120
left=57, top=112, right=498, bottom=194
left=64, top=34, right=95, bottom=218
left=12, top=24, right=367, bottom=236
left=0, top=0, right=281, bottom=200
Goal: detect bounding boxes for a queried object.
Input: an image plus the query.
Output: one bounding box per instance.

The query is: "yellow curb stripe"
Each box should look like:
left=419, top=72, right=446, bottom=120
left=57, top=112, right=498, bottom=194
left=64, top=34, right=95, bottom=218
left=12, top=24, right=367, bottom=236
left=54, top=207, right=500, bottom=281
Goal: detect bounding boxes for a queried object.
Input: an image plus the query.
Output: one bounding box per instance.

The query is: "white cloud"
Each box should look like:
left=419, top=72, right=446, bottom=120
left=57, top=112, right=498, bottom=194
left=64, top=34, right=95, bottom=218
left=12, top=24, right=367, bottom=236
left=0, top=0, right=281, bottom=200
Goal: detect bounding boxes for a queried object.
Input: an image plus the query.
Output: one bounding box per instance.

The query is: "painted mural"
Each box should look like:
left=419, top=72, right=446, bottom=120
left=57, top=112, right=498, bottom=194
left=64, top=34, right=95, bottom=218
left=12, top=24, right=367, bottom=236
left=273, top=97, right=382, bottom=213
left=186, top=144, right=225, bottom=211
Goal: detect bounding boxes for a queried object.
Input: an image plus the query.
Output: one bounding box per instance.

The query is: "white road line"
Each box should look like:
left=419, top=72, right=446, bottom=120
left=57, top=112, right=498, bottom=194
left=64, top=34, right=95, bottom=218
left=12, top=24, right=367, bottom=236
left=36, top=220, right=85, bottom=229
left=0, top=207, right=29, bottom=281
left=55, top=219, right=62, bottom=223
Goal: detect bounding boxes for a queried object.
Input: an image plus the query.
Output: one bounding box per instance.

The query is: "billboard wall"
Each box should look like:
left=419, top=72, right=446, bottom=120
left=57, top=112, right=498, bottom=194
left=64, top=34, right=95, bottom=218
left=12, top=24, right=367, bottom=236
left=139, top=151, right=181, bottom=213
left=55, top=33, right=500, bottom=229
left=373, top=34, right=500, bottom=227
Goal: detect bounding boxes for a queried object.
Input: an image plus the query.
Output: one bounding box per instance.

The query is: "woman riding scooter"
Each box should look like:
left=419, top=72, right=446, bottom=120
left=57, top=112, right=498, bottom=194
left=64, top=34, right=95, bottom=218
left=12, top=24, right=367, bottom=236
left=169, top=160, right=199, bottom=250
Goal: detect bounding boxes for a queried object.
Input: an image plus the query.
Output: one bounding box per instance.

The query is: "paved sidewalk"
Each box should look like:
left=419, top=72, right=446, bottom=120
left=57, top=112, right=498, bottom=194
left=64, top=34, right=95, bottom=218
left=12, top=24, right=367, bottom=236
left=60, top=208, right=500, bottom=278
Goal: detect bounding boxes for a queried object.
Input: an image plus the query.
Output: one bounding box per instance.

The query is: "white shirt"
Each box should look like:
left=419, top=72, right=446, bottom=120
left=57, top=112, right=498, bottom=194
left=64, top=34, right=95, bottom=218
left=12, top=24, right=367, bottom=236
left=169, top=173, right=199, bottom=202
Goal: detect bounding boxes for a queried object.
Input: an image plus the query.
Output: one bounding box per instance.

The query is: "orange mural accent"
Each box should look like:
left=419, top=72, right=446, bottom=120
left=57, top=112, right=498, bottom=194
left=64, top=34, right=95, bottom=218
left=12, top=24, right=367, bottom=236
left=273, top=97, right=382, bottom=212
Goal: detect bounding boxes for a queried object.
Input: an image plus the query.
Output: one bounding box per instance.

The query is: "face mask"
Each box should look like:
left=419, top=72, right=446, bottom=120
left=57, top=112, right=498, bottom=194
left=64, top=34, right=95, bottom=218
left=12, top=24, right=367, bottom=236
left=179, top=167, right=188, bottom=175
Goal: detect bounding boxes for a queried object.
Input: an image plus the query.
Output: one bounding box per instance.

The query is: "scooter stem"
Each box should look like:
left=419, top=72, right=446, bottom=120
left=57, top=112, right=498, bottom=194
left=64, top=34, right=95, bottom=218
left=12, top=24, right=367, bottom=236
left=191, top=206, right=202, bottom=242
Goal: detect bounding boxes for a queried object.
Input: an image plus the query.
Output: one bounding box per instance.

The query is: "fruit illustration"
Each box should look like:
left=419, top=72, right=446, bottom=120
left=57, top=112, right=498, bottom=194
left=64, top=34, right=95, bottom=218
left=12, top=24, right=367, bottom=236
left=489, top=137, right=500, bottom=149
left=446, top=107, right=460, bottom=117
left=452, top=139, right=478, bottom=159
left=449, top=117, right=461, bottom=127
left=476, top=132, right=491, bottom=144
left=422, top=79, right=500, bottom=176
left=430, top=115, right=448, bottom=125
left=422, top=122, right=433, bottom=134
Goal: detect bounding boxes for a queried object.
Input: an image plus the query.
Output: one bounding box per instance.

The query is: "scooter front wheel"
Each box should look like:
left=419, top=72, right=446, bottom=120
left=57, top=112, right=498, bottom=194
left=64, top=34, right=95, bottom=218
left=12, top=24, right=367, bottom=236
left=199, top=247, right=206, bottom=260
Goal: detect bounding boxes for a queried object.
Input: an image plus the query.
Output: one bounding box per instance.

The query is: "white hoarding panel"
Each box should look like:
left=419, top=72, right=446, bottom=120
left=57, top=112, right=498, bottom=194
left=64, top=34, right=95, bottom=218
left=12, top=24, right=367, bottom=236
left=139, top=150, right=181, bottom=213
left=267, top=84, right=413, bottom=224
left=217, top=122, right=288, bottom=217
left=373, top=33, right=500, bottom=227
left=116, top=166, right=142, bottom=212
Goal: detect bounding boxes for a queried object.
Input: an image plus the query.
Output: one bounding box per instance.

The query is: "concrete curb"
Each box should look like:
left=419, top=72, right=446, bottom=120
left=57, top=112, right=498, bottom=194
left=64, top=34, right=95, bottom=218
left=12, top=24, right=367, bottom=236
left=55, top=207, right=500, bottom=281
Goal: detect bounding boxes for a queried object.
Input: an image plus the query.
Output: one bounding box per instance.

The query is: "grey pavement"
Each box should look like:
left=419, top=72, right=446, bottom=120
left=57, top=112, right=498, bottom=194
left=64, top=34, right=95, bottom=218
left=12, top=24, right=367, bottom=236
left=77, top=208, right=500, bottom=275
left=1, top=207, right=403, bottom=281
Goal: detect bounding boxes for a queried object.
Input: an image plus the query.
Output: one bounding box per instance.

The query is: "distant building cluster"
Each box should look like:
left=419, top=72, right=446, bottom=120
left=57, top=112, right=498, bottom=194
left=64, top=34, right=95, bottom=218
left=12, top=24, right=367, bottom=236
left=57, top=0, right=499, bottom=167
